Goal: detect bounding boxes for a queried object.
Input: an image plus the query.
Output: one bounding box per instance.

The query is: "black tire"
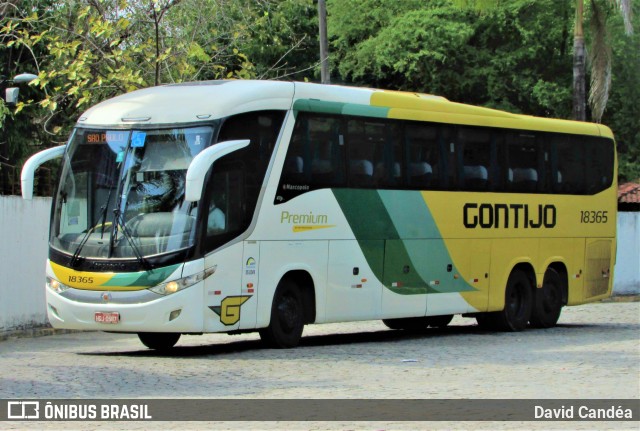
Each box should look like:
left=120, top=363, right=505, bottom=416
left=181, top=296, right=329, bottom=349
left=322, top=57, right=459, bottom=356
left=530, top=268, right=564, bottom=328
left=425, top=314, right=454, bottom=328
left=382, top=317, right=429, bottom=330
left=259, top=280, right=304, bottom=348
left=476, top=269, right=533, bottom=332
left=138, top=332, right=180, bottom=350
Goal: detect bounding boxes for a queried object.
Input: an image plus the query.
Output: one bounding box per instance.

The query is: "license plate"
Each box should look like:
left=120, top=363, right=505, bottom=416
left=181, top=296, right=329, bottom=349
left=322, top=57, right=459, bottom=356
left=95, top=311, right=120, bottom=324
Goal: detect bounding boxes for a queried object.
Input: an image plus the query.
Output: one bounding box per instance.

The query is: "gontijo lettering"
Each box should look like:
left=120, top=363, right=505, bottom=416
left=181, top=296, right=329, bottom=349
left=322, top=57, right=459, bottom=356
left=464, top=203, right=557, bottom=229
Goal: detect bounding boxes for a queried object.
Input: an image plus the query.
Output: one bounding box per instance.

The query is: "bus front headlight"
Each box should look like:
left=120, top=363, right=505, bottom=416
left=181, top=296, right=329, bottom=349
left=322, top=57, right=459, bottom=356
left=47, top=276, right=71, bottom=293
left=149, top=266, right=216, bottom=296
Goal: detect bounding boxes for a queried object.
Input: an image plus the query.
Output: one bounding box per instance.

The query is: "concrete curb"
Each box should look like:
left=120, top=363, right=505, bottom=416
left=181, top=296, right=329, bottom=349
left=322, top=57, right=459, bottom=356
left=600, top=294, right=640, bottom=302
left=0, top=326, right=83, bottom=342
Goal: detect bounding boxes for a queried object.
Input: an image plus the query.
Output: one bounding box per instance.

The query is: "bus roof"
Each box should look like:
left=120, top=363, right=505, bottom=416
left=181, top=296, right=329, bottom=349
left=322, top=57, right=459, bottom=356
left=77, top=80, right=613, bottom=139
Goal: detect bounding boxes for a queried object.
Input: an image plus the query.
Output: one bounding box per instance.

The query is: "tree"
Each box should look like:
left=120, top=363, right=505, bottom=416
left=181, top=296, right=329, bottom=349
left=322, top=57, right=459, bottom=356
left=0, top=0, right=57, bottom=194
left=329, top=0, right=574, bottom=117
left=0, top=0, right=263, bottom=194
left=582, top=0, right=633, bottom=122
left=455, top=0, right=634, bottom=122
left=230, top=0, right=319, bottom=81
left=0, top=0, right=323, bottom=195
left=602, top=7, right=640, bottom=181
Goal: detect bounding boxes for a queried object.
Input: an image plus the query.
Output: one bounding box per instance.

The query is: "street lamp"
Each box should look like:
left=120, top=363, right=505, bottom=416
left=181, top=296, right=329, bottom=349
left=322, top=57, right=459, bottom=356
left=1, top=72, right=38, bottom=195
left=4, top=73, right=38, bottom=105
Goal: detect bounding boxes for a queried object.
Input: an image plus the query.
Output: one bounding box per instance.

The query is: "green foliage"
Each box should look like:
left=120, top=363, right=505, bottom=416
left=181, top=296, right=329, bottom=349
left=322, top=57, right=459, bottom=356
left=0, top=0, right=263, bottom=194
left=1, top=1, right=56, bottom=193
left=601, top=8, right=640, bottom=182
left=337, top=6, right=475, bottom=94
left=235, top=0, right=319, bottom=80
left=329, top=0, right=573, bottom=118
left=0, top=0, right=637, bottom=191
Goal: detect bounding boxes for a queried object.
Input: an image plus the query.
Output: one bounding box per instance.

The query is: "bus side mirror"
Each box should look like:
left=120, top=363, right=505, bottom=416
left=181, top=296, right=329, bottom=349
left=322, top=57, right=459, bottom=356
left=184, top=139, right=250, bottom=202
left=21, top=145, right=66, bottom=200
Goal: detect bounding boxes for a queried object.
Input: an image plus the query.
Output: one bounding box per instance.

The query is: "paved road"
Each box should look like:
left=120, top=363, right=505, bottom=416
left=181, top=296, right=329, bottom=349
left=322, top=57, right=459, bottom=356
left=1, top=300, right=638, bottom=430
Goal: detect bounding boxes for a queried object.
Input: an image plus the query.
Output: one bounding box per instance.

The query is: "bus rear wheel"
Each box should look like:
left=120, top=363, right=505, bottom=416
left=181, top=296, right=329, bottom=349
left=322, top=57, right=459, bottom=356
left=259, top=280, right=304, bottom=348
left=138, top=332, right=181, bottom=350
left=476, top=269, right=533, bottom=332
left=530, top=268, right=563, bottom=328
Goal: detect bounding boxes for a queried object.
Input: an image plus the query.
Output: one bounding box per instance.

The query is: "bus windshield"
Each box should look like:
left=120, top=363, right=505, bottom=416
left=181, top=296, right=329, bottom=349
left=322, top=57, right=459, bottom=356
left=50, top=126, right=215, bottom=261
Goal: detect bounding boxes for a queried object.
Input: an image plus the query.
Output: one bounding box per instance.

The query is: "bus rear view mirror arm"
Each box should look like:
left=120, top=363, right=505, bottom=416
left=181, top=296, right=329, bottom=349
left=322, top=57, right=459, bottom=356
left=185, top=139, right=250, bottom=202
left=21, top=145, right=66, bottom=200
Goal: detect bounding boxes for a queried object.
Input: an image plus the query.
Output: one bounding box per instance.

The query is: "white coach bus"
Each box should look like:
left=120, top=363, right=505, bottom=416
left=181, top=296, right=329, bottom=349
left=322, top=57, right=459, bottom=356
left=22, top=80, right=617, bottom=349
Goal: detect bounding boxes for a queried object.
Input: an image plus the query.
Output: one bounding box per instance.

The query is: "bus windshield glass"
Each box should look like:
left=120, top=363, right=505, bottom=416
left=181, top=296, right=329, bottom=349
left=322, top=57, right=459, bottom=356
left=50, top=126, right=215, bottom=260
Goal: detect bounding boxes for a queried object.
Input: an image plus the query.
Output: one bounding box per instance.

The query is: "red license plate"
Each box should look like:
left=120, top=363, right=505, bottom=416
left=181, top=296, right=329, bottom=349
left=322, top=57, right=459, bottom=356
left=95, top=311, right=120, bottom=324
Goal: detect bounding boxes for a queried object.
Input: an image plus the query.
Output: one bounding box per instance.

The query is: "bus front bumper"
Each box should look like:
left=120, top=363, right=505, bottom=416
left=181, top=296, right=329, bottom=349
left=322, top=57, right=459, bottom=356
left=45, top=283, right=204, bottom=333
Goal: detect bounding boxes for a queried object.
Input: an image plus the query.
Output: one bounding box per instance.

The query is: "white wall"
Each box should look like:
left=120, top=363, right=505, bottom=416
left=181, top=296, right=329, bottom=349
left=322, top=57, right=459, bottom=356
left=0, top=195, right=638, bottom=333
left=0, top=196, right=51, bottom=332
left=614, top=212, right=640, bottom=295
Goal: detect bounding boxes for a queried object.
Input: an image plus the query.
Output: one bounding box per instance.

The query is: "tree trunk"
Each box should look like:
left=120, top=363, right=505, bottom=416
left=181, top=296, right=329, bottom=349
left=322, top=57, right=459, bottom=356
left=572, top=35, right=586, bottom=121
left=572, top=0, right=586, bottom=121
left=318, top=0, right=330, bottom=84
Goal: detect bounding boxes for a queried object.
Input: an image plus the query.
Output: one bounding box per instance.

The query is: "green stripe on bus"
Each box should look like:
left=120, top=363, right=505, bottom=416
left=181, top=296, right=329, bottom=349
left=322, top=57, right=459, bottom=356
left=378, top=190, right=441, bottom=238
left=332, top=189, right=399, bottom=240
left=293, top=99, right=389, bottom=118
left=101, top=263, right=181, bottom=287
left=332, top=189, right=475, bottom=295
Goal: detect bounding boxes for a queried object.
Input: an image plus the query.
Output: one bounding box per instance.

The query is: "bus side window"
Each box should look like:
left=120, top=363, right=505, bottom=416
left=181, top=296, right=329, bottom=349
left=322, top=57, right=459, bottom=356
left=458, top=127, right=491, bottom=191
left=308, top=116, right=344, bottom=187
left=489, top=131, right=505, bottom=191
left=203, top=163, right=245, bottom=252
left=404, top=123, right=440, bottom=190
left=276, top=113, right=345, bottom=203
left=507, top=133, right=540, bottom=193
left=585, top=136, right=614, bottom=194
left=217, top=110, right=284, bottom=195
left=347, top=119, right=385, bottom=188
left=548, top=136, right=561, bottom=193
left=554, top=135, right=586, bottom=194
left=280, top=119, right=307, bottom=181
left=277, top=119, right=309, bottom=203
left=203, top=110, right=284, bottom=251
left=376, top=122, right=403, bottom=188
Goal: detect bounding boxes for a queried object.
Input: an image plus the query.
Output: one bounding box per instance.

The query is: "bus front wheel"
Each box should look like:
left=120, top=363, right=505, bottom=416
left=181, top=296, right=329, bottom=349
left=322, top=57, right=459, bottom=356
left=530, top=268, right=563, bottom=328
left=259, top=280, right=304, bottom=348
left=138, top=332, right=181, bottom=350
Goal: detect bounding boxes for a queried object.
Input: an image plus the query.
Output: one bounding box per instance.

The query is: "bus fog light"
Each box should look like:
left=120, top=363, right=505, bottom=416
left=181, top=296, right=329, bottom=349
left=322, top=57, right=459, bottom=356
left=169, top=309, right=182, bottom=321
left=48, top=304, right=60, bottom=319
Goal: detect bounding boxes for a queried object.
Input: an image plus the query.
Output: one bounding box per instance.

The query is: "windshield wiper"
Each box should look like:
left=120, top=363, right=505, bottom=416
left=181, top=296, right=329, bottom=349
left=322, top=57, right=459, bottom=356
left=70, top=159, right=121, bottom=267
left=100, top=181, right=116, bottom=239
left=69, top=187, right=117, bottom=268
left=110, top=209, right=152, bottom=270
left=69, top=224, right=98, bottom=268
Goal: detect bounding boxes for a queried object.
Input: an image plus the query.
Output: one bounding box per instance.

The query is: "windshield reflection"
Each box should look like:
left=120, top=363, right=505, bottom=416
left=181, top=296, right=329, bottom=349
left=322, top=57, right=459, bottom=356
left=51, top=126, right=214, bottom=262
